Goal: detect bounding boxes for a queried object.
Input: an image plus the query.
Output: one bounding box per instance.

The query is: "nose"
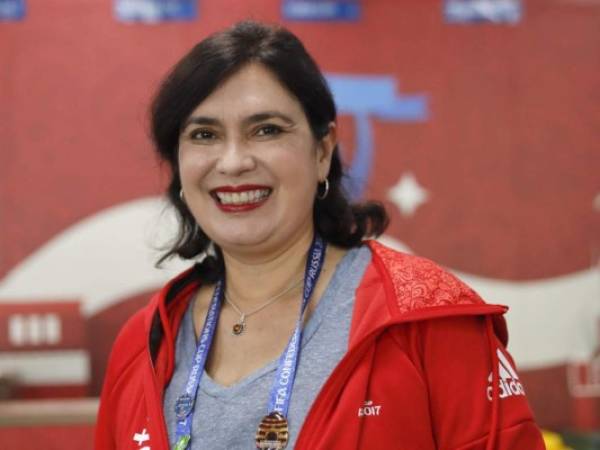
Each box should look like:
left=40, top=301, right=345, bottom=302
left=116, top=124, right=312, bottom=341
left=215, top=138, right=256, bottom=176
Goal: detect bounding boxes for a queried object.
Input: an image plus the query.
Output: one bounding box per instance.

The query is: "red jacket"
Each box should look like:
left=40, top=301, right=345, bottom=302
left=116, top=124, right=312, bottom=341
left=95, top=241, right=545, bottom=449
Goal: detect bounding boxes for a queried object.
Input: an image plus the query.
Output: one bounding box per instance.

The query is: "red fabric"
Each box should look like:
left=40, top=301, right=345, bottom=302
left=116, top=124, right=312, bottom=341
left=95, top=242, right=545, bottom=449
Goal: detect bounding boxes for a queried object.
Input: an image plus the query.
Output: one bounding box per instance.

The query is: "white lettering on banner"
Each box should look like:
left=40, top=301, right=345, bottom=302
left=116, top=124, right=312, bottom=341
left=486, top=348, right=526, bottom=401
left=358, top=400, right=382, bottom=417
left=8, top=313, right=62, bottom=346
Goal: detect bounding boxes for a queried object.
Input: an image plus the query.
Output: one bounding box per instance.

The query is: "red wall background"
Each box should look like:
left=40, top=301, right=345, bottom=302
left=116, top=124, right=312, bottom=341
left=1, top=0, right=599, bottom=447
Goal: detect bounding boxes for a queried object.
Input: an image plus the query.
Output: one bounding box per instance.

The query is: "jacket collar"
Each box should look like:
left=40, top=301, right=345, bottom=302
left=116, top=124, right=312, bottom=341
left=143, top=240, right=508, bottom=384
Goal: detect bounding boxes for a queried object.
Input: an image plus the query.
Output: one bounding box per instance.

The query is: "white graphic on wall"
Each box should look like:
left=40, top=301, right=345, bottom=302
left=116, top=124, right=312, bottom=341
left=387, top=172, right=430, bottom=217
left=0, top=197, right=598, bottom=372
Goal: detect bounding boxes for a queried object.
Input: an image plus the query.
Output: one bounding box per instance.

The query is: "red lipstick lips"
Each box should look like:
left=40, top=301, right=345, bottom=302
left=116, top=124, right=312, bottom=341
left=211, top=184, right=271, bottom=213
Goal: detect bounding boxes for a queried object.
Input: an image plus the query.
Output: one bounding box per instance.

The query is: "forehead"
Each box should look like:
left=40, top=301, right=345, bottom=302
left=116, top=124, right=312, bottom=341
left=189, top=63, right=306, bottom=121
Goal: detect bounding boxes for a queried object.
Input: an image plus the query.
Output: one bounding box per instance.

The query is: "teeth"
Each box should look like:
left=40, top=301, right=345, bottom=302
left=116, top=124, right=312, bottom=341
left=216, top=189, right=270, bottom=205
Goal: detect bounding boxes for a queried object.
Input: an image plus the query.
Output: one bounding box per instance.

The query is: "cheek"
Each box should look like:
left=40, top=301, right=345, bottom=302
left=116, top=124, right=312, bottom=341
left=279, top=158, right=319, bottom=200
left=178, top=147, right=212, bottom=184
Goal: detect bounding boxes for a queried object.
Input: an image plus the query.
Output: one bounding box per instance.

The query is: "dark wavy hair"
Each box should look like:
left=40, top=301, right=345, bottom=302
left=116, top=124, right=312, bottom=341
left=150, top=20, right=388, bottom=280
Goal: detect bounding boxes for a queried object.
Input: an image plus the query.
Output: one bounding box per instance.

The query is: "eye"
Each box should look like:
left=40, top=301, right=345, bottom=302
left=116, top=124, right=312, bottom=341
left=255, top=124, right=282, bottom=137
left=189, top=128, right=217, bottom=141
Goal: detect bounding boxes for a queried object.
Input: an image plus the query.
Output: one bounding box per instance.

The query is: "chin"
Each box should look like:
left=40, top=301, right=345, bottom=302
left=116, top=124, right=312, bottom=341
left=212, top=228, right=274, bottom=251
left=205, top=215, right=313, bottom=256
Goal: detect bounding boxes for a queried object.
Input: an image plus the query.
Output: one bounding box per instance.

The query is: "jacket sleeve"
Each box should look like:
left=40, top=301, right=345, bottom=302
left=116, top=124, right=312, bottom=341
left=94, top=335, right=122, bottom=450
left=416, top=315, right=545, bottom=450
left=94, top=310, right=147, bottom=450
left=95, top=372, right=116, bottom=450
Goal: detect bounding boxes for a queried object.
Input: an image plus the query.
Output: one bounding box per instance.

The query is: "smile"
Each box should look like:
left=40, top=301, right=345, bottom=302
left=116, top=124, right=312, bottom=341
left=211, top=185, right=272, bottom=212
left=215, top=189, right=270, bottom=205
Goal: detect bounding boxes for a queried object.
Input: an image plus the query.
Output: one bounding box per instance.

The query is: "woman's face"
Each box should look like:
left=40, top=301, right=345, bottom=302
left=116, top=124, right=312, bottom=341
left=178, top=63, right=335, bottom=256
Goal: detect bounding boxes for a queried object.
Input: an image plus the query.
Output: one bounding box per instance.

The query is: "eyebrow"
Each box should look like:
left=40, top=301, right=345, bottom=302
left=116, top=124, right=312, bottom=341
left=181, top=116, right=220, bottom=129
left=182, top=111, right=295, bottom=129
left=243, top=111, right=295, bottom=126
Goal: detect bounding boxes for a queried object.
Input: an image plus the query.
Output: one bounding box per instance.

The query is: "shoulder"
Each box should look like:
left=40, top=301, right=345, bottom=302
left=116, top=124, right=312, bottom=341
left=95, top=295, right=165, bottom=449
left=366, top=240, right=486, bottom=314
left=346, top=240, right=508, bottom=346
left=111, top=306, right=149, bottom=354
left=102, top=302, right=154, bottom=389
left=103, top=268, right=200, bottom=384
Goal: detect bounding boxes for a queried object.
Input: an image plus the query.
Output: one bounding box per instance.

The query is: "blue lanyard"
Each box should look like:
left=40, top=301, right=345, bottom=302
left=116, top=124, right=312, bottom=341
left=173, top=235, right=326, bottom=450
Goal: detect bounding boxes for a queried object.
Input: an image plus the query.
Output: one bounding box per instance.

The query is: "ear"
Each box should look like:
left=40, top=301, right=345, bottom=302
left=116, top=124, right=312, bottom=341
left=316, top=122, right=337, bottom=181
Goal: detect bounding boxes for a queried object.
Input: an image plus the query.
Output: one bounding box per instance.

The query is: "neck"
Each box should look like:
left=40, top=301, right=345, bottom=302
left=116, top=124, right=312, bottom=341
left=220, top=227, right=316, bottom=309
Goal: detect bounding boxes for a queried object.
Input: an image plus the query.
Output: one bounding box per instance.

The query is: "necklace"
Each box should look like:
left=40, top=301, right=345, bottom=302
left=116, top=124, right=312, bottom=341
left=224, top=276, right=304, bottom=336
left=173, top=235, right=326, bottom=450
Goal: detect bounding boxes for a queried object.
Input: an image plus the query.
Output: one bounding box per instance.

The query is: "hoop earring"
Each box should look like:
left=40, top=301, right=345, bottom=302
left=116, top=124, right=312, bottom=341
left=317, top=178, right=330, bottom=200
left=179, top=189, right=185, bottom=203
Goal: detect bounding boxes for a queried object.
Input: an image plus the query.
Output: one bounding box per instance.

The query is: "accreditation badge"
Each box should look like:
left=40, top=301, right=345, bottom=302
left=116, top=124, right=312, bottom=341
left=255, top=412, right=289, bottom=449
left=175, top=393, right=194, bottom=420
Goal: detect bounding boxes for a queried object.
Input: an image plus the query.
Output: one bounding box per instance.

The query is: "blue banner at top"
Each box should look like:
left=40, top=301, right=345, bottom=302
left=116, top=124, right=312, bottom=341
left=283, top=0, right=360, bottom=22
left=0, top=0, right=25, bottom=21
left=115, top=0, right=197, bottom=23
left=444, top=0, right=522, bottom=24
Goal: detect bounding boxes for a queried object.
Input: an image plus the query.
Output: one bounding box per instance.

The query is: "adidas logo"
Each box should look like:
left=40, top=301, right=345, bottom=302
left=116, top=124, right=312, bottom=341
left=486, top=349, right=526, bottom=401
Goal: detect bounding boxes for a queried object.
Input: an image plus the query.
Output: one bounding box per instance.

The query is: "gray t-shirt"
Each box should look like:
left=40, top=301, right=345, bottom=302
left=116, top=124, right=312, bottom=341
left=164, top=245, right=372, bottom=449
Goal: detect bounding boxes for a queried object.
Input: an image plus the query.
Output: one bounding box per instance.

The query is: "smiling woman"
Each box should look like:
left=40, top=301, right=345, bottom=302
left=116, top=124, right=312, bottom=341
left=150, top=21, right=385, bottom=268
left=177, top=63, right=333, bottom=254
left=95, top=21, right=544, bottom=450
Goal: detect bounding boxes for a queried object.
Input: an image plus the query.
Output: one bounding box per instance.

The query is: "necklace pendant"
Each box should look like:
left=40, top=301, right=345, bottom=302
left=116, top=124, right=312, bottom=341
left=256, top=412, right=289, bottom=449
left=232, top=322, right=245, bottom=336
